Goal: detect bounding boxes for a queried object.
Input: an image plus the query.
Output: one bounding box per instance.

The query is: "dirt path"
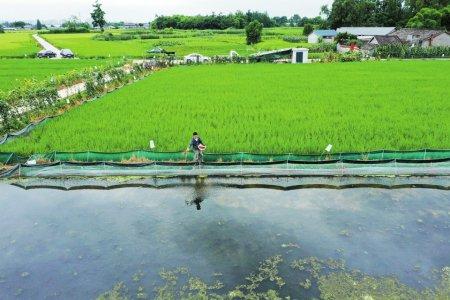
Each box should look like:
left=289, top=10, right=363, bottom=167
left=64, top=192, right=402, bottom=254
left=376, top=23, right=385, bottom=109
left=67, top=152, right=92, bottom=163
left=33, top=34, right=61, bottom=58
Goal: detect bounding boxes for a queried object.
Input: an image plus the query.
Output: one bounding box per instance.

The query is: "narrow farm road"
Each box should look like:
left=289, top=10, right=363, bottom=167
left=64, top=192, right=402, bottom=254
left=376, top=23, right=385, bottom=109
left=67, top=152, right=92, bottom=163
left=33, top=34, right=61, bottom=58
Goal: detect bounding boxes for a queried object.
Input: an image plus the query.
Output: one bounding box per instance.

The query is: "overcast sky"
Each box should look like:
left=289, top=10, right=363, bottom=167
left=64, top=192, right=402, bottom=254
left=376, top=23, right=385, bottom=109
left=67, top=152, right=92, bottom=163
left=1, top=0, right=333, bottom=23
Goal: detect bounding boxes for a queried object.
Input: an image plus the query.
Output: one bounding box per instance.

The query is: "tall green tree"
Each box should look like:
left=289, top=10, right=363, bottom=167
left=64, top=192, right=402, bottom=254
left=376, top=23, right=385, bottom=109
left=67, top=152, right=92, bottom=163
left=407, top=7, right=443, bottom=27
left=0, top=25, right=4, bottom=33
left=91, top=0, right=106, bottom=32
left=303, top=24, right=314, bottom=35
left=245, top=20, right=263, bottom=45
left=376, top=0, right=404, bottom=26
left=441, top=5, right=450, bottom=29
left=405, top=0, right=449, bottom=16
left=36, top=19, right=42, bottom=30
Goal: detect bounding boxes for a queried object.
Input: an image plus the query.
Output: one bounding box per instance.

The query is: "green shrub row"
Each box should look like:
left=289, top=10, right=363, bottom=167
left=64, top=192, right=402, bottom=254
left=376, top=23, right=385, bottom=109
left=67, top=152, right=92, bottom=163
left=93, top=33, right=160, bottom=41
left=282, top=36, right=307, bottom=43
left=374, top=45, right=450, bottom=58
left=39, top=27, right=90, bottom=34
left=321, top=51, right=362, bottom=62
left=308, top=42, right=337, bottom=53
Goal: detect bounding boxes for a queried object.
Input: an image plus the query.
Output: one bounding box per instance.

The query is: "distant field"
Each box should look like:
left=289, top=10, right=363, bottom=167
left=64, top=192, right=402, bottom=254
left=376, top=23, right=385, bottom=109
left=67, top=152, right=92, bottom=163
left=2, top=60, right=449, bottom=155
left=42, top=27, right=307, bottom=57
left=0, top=59, right=116, bottom=91
left=0, top=31, right=39, bottom=57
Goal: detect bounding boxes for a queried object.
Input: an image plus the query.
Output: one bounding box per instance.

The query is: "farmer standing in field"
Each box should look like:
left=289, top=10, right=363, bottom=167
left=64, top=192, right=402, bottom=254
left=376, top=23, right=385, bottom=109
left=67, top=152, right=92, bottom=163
left=187, top=132, right=206, bottom=165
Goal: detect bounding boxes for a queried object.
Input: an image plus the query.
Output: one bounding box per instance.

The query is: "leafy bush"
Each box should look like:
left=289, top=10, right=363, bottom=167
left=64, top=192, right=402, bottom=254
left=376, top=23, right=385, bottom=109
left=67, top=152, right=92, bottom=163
left=92, top=33, right=136, bottom=41
left=303, top=24, right=314, bottom=36
left=154, top=41, right=184, bottom=47
left=42, top=27, right=90, bottom=34
left=245, top=20, right=263, bottom=45
left=335, top=32, right=360, bottom=46
left=308, top=42, right=337, bottom=53
left=374, top=44, right=450, bottom=58
left=322, top=51, right=362, bottom=62
left=282, top=36, right=307, bottom=43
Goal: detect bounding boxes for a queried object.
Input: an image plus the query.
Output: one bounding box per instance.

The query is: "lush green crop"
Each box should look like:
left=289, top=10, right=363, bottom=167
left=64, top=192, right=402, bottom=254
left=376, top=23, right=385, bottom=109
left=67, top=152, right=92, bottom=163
left=0, top=31, right=39, bottom=57
left=2, top=60, right=449, bottom=155
left=0, top=59, right=117, bottom=91
left=41, top=27, right=307, bottom=58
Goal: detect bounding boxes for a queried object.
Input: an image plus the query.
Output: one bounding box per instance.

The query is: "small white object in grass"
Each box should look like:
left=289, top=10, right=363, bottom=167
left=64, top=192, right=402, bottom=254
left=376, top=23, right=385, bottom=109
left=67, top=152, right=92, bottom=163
left=149, top=140, right=155, bottom=149
left=26, top=160, right=37, bottom=166
left=325, top=144, right=333, bottom=153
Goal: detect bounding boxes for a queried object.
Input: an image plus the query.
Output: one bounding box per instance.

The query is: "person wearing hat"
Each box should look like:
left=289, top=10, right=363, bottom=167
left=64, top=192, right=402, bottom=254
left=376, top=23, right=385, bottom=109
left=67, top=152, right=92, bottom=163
left=187, top=132, right=206, bottom=164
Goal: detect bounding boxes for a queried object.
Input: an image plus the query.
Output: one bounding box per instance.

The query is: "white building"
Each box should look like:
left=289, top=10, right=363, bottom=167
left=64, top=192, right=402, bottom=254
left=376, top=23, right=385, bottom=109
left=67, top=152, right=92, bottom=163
left=337, top=27, right=395, bottom=41
left=308, top=30, right=337, bottom=44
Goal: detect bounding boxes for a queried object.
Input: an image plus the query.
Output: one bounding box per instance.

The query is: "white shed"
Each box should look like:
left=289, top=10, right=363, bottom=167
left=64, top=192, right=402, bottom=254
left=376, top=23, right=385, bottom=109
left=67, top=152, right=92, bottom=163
left=183, top=53, right=211, bottom=64
left=308, top=30, right=337, bottom=44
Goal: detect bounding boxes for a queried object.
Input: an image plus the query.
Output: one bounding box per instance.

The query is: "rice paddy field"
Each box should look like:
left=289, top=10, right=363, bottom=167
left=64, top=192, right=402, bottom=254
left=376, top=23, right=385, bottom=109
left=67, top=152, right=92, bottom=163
left=41, top=27, right=307, bottom=58
left=0, top=31, right=39, bottom=57
left=1, top=60, right=449, bottom=155
left=0, top=58, right=116, bottom=91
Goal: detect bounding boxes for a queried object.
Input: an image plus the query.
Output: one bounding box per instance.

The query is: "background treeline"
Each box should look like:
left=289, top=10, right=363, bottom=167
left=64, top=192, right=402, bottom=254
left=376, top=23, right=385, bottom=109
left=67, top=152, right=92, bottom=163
left=150, top=1, right=449, bottom=31
left=151, top=11, right=324, bottom=30
left=328, top=0, right=449, bottom=29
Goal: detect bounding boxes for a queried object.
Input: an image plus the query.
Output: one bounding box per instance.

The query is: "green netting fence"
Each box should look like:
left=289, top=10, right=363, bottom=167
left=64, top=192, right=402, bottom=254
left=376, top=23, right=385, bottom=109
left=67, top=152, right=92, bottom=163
left=1, top=149, right=450, bottom=165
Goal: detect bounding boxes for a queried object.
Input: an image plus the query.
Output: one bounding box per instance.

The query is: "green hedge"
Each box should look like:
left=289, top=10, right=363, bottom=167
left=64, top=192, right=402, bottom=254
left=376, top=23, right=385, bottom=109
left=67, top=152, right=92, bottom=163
left=374, top=45, right=450, bottom=58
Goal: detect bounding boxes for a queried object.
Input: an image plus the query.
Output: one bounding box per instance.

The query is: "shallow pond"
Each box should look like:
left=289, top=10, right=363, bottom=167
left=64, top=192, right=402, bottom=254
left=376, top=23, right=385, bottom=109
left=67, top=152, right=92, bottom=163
left=0, top=181, right=449, bottom=299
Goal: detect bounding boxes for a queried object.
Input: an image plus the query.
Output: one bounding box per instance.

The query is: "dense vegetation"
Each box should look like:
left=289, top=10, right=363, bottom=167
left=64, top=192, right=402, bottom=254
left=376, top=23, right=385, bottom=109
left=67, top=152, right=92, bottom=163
left=0, top=59, right=114, bottom=91
left=327, top=0, right=450, bottom=29
left=2, top=61, right=449, bottom=155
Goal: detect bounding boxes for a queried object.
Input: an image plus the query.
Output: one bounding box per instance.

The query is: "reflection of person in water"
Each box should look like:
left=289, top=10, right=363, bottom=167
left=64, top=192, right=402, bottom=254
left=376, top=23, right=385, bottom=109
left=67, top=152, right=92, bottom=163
left=186, top=177, right=207, bottom=210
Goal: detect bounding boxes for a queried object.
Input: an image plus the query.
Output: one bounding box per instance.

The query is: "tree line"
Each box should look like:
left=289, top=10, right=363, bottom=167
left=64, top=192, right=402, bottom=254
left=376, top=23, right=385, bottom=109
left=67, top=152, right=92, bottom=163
left=151, top=11, right=325, bottom=30
left=327, top=0, right=449, bottom=29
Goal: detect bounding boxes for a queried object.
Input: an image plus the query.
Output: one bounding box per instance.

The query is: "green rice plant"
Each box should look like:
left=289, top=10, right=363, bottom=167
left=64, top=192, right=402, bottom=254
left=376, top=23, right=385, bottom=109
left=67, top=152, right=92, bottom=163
left=1, top=60, right=449, bottom=155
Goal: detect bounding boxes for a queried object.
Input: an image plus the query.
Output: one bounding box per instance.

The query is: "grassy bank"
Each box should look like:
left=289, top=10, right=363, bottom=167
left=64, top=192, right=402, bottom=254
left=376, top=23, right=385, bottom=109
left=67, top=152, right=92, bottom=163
left=1, top=60, right=449, bottom=155
left=0, top=58, right=117, bottom=91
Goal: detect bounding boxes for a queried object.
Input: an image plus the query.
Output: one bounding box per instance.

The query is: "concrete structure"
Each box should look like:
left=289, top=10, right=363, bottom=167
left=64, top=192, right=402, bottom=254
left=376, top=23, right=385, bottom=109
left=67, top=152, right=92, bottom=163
left=308, top=30, right=337, bottom=44
left=337, top=27, right=396, bottom=41
left=292, top=48, right=309, bottom=63
left=250, top=48, right=309, bottom=63
left=390, top=29, right=450, bottom=47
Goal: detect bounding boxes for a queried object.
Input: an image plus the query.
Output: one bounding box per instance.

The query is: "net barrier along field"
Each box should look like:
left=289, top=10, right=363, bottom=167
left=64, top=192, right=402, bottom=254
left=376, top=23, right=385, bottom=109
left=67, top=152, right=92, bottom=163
left=1, top=149, right=450, bottom=165
left=1, top=150, right=449, bottom=178
left=5, top=175, right=450, bottom=191
left=1, top=159, right=450, bottom=178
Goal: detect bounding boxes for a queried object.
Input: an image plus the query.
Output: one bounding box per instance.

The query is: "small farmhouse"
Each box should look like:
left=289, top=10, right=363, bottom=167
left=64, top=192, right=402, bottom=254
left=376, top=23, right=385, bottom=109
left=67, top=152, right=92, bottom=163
left=308, top=30, right=337, bottom=44
left=390, top=29, right=450, bottom=47
left=337, top=27, right=396, bottom=41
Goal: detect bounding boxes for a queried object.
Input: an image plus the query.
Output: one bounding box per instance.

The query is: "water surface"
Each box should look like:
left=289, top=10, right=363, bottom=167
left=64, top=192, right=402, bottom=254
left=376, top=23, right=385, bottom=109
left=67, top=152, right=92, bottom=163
left=0, top=183, right=449, bottom=299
